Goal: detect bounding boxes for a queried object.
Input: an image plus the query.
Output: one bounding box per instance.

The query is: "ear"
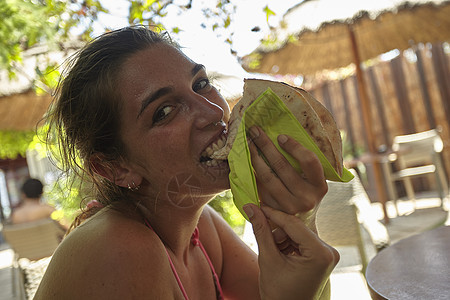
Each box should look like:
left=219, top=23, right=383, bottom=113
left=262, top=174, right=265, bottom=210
left=90, top=153, right=142, bottom=189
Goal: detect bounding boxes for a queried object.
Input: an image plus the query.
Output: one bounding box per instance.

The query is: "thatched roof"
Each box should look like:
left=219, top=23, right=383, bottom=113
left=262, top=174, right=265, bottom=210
left=0, top=41, right=82, bottom=131
left=0, top=90, right=52, bottom=131
left=243, top=0, right=450, bottom=75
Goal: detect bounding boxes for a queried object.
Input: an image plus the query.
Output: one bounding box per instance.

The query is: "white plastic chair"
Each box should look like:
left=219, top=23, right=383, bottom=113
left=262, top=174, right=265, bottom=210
left=380, top=129, right=448, bottom=213
left=1, top=218, right=64, bottom=299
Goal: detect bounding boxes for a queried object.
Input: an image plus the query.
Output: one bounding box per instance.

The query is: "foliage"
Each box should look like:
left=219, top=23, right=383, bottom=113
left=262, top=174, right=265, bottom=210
left=35, top=63, right=62, bottom=95
left=45, top=173, right=86, bottom=226
left=25, top=125, right=82, bottom=225
left=126, top=0, right=277, bottom=55
left=208, top=190, right=246, bottom=234
left=127, top=0, right=237, bottom=45
left=0, top=0, right=107, bottom=76
left=0, top=130, right=35, bottom=159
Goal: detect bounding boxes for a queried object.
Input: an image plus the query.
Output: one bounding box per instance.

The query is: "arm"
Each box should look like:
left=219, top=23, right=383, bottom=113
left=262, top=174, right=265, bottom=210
left=202, top=205, right=261, bottom=299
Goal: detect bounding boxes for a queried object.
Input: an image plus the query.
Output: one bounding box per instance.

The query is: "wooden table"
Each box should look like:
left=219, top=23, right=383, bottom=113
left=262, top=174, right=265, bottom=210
left=366, top=226, right=450, bottom=299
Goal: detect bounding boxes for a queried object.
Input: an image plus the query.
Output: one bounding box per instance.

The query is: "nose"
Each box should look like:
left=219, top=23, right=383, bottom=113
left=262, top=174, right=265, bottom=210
left=189, top=94, right=225, bottom=130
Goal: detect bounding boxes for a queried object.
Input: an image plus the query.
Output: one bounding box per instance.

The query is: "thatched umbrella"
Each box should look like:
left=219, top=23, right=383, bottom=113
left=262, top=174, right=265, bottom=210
left=245, top=0, right=450, bottom=75
left=242, top=0, right=450, bottom=222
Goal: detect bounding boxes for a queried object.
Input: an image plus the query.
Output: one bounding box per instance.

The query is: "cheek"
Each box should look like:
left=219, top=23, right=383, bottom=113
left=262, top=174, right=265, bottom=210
left=141, top=131, right=190, bottom=172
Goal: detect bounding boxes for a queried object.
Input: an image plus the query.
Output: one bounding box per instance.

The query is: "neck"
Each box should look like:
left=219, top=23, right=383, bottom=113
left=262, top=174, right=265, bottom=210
left=23, top=197, right=40, bottom=204
left=132, top=195, right=211, bottom=257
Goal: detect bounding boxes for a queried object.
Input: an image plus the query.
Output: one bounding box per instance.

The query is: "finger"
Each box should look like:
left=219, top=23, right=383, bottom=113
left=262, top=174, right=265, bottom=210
left=248, top=126, right=304, bottom=190
left=248, top=136, right=305, bottom=213
left=256, top=182, right=282, bottom=211
left=242, top=204, right=280, bottom=258
left=272, top=227, right=288, bottom=245
left=248, top=139, right=292, bottom=205
left=260, top=205, right=323, bottom=251
left=281, top=245, right=301, bottom=256
left=249, top=136, right=316, bottom=213
left=248, top=137, right=280, bottom=189
left=277, top=134, right=326, bottom=188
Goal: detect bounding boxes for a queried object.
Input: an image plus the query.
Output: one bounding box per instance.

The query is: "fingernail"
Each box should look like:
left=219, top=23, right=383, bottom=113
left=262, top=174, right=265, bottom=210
left=278, top=134, right=288, bottom=144
left=249, top=126, right=259, bottom=138
left=243, top=204, right=254, bottom=219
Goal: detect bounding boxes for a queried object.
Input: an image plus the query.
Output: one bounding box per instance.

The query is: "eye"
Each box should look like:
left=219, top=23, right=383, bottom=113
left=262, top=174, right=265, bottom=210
left=193, top=78, right=212, bottom=92
left=153, top=105, right=175, bottom=123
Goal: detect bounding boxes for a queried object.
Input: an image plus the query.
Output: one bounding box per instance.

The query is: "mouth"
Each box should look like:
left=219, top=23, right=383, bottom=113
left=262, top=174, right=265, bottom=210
left=199, top=130, right=228, bottom=167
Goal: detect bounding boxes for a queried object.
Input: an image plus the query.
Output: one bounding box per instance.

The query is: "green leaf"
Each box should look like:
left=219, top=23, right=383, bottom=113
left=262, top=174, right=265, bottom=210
left=263, top=5, right=275, bottom=23
left=224, top=15, right=231, bottom=28
left=172, top=27, right=181, bottom=34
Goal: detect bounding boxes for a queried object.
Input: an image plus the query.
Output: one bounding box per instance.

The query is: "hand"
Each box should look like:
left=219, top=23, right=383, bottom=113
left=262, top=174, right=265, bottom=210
left=243, top=204, right=339, bottom=300
left=248, top=126, right=328, bottom=254
left=248, top=126, right=328, bottom=226
left=248, top=126, right=328, bottom=214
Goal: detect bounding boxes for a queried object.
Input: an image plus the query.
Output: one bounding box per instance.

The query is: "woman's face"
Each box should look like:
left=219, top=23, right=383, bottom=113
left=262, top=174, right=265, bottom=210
left=116, top=43, right=231, bottom=206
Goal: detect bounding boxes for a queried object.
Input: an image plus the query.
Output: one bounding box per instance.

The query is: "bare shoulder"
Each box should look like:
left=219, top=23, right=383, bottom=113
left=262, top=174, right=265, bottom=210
left=34, top=208, right=175, bottom=299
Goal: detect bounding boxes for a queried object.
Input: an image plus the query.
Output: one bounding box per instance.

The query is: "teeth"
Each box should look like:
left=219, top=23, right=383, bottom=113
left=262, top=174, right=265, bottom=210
left=204, top=159, right=219, bottom=167
left=202, top=134, right=227, bottom=158
left=206, top=147, right=214, bottom=156
left=217, top=138, right=224, bottom=148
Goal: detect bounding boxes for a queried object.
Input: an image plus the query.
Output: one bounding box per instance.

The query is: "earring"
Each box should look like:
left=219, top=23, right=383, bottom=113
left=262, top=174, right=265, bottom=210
left=127, top=181, right=140, bottom=191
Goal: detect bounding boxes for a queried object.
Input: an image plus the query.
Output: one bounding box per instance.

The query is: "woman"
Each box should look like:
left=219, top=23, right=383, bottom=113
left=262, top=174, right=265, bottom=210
left=35, top=26, right=339, bottom=299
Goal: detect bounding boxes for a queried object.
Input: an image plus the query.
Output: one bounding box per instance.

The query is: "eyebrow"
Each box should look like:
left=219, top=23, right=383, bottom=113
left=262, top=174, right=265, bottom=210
left=137, top=86, right=172, bottom=119
left=192, top=63, right=206, bottom=77
left=137, top=64, right=206, bottom=119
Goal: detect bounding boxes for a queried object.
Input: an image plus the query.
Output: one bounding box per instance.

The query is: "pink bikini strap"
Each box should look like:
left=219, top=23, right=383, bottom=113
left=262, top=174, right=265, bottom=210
left=192, top=228, right=224, bottom=299
left=144, top=219, right=223, bottom=300
left=164, top=246, right=191, bottom=299
left=144, top=219, right=190, bottom=299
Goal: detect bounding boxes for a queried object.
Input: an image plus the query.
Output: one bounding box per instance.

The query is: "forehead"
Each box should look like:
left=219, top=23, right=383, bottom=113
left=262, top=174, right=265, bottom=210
left=120, top=43, right=194, bottom=82
left=117, top=43, right=195, bottom=101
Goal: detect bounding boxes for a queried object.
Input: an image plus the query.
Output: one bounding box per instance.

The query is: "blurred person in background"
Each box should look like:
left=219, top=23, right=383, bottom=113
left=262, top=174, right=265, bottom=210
left=10, top=178, right=55, bottom=224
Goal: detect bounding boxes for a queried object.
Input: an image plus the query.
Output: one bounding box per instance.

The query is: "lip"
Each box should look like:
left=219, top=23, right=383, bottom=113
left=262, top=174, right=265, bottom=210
left=199, top=159, right=230, bottom=180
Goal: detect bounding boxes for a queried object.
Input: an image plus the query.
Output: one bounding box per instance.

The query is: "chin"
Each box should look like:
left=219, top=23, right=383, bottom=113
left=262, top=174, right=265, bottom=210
left=208, top=177, right=231, bottom=192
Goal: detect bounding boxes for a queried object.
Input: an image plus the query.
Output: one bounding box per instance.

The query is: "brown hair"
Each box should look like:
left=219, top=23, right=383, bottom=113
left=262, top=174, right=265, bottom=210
left=46, top=26, right=178, bottom=229
left=21, top=178, right=44, bottom=199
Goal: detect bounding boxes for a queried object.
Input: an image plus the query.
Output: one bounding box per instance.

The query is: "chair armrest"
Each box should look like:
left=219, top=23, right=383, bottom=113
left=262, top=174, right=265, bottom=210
left=361, top=220, right=390, bottom=251
left=351, top=195, right=391, bottom=251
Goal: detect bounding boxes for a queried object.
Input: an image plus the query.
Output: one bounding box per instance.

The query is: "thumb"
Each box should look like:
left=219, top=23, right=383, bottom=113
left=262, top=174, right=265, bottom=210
left=243, top=204, right=279, bottom=257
